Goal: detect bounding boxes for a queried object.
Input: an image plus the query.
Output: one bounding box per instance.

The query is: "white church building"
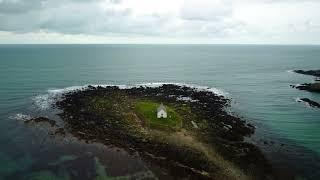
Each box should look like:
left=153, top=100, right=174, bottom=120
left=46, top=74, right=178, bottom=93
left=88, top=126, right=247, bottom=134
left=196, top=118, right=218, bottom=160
left=157, top=103, right=167, bottom=118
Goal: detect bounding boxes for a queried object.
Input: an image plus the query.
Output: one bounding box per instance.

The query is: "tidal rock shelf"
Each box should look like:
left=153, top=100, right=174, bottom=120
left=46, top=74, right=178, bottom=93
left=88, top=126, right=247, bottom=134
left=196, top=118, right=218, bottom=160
left=33, top=84, right=274, bottom=179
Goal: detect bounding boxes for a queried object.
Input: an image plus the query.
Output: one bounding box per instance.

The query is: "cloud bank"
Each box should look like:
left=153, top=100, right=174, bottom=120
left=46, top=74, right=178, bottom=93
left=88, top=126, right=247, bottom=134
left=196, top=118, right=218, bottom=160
left=0, top=0, right=320, bottom=44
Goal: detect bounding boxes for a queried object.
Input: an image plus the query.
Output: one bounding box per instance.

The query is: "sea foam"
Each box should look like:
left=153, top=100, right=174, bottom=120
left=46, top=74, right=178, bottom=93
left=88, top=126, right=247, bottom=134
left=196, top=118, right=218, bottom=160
left=294, top=97, right=313, bottom=108
left=295, top=97, right=302, bottom=102
left=9, top=113, right=32, bottom=121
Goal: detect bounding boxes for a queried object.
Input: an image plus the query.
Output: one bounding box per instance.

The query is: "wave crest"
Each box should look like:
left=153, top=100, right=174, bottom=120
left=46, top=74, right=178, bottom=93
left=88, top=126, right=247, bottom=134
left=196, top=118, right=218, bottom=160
left=9, top=113, right=32, bottom=121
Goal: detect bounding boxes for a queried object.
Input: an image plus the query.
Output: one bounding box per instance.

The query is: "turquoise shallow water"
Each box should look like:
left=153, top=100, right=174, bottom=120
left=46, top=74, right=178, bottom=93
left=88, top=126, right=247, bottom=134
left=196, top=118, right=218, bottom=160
left=0, top=44, right=320, bottom=179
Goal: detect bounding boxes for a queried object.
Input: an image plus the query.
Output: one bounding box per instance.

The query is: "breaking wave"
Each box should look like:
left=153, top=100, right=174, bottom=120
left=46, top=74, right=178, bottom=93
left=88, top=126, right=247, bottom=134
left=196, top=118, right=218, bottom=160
left=294, top=97, right=313, bottom=108
left=9, top=113, right=32, bottom=121
left=295, top=97, right=303, bottom=103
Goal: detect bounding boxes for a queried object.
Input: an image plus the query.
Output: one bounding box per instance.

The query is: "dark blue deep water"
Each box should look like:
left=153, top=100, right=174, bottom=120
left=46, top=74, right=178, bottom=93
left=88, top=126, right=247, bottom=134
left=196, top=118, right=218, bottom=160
left=0, top=44, right=319, bottom=179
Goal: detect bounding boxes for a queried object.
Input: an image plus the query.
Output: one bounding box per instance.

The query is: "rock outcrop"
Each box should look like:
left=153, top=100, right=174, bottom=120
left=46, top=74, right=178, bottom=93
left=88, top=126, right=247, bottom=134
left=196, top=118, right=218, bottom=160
left=291, top=83, right=320, bottom=93
left=293, top=70, right=320, bottom=77
left=299, top=98, right=320, bottom=108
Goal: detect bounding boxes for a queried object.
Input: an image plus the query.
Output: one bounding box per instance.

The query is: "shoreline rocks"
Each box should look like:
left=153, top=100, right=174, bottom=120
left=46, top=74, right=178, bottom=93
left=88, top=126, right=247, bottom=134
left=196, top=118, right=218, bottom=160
left=291, top=69, right=320, bottom=93
left=291, top=83, right=320, bottom=93
left=297, top=98, right=320, bottom=108
left=293, top=70, right=320, bottom=77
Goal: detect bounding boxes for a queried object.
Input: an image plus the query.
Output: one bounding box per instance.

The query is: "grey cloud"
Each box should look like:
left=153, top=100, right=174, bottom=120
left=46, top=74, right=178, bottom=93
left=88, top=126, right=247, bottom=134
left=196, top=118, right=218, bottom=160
left=180, top=0, right=233, bottom=21
left=0, top=0, right=175, bottom=36
left=1, top=0, right=318, bottom=40
left=0, top=0, right=129, bottom=34
left=0, top=0, right=111, bottom=14
left=0, top=0, right=42, bottom=14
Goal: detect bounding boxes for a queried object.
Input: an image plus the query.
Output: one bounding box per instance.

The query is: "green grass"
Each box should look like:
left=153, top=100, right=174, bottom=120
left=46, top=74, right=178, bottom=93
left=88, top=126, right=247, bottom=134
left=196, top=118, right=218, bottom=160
left=134, top=101, right=182, bottom=130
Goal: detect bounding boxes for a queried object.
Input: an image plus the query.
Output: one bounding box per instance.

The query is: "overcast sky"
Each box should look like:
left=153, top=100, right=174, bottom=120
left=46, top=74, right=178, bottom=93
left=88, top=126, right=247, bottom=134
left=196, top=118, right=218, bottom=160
left=0, top=0, right=320, bottom=44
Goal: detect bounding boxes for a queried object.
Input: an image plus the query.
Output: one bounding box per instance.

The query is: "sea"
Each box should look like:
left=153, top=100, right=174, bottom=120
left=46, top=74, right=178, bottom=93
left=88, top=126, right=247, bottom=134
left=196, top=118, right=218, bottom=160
left=0, top=44, right=319, bottom=179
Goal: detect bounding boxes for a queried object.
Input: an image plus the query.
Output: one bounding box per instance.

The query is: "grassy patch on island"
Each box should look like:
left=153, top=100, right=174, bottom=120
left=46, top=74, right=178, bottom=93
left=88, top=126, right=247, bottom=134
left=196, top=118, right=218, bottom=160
left=134, top=101, right=182, bottom=130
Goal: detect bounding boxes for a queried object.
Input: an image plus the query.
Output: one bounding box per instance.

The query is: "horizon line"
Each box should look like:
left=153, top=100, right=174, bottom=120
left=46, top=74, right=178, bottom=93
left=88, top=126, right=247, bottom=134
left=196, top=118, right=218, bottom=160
left=0, top=43, right=320, bottom=46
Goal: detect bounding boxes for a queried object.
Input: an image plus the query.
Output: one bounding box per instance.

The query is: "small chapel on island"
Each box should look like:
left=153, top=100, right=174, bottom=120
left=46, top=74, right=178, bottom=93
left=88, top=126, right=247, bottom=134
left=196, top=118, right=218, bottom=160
left=157, top=103, right=167, bottom=119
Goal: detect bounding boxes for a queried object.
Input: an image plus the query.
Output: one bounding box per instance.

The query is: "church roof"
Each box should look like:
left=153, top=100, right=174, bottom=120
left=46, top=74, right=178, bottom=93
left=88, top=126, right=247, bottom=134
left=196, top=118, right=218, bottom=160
left=157, top=103, right=166, bottom=112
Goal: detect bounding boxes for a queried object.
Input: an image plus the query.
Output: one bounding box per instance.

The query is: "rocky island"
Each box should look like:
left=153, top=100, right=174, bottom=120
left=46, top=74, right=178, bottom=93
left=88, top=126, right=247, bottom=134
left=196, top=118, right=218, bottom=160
left=28, top=84, right=274, bottom=179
